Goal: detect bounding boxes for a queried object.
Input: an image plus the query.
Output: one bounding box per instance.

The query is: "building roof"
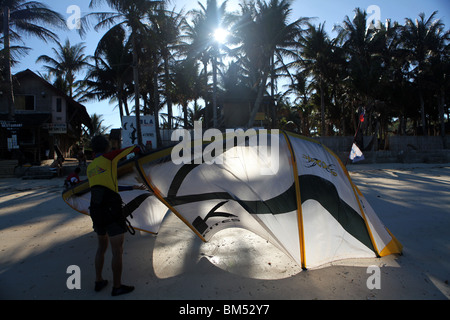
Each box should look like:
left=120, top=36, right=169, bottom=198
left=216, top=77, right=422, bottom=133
left=13, top=69, right=92, bottom=130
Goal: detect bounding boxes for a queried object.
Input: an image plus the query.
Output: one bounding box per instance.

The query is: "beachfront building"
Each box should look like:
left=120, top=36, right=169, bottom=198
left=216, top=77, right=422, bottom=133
left=0, top=69, right=91, bottom=164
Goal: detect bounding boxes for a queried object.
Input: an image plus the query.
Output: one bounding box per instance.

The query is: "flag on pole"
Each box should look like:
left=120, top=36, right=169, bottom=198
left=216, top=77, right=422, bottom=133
left=349, top=143, right=365, bottom=163
left=345, top=107, right=366, bottom=166
left=359, top=110, right=365, bottom=123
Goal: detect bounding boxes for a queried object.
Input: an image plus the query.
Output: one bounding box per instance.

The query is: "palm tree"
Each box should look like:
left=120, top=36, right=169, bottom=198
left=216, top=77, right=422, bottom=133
left=83, top=25, right=133, bottom=121
left=36, top=39, right=91, bottom=97
left=171, top=58, right=201, bottom=128
left=429, top=35, right=449, bottom=143
left=89, top=113, right=111, bottom=137
left=335, top=8, right=385, bottom=137
left=187, top=101, right=205, bottom=128
left=137, top=31, right=161, bottom=114
left=182, top=16, right=210, bottom=125
left=372, top=19, right=410, bottom=137
left=81, top=113, right=111, bottom=151
left=185, top=0, right=229, bottom=128
left=233, top=0, right=307, bottom=128
left=284, top=70, right=314, bottom=135
left=148, top=3, right=185, bottom=130
left=297, top=22, right=334, bottom=135
left=1, top=1, right=65, bottom=120
left=82, top=0, right=161, bottom=145
left=402, top=11, right=448, bottom=135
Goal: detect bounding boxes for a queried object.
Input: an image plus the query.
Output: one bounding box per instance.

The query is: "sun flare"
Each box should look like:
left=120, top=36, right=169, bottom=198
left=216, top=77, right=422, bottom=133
left=213, top=28, right=229, bottom=44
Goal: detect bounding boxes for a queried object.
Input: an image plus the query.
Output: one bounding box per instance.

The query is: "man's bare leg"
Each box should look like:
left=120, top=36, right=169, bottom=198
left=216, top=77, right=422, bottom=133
left=95, top=234, right=108, bottom=282
left=94, top=234, right=109, bottom=292
left=109, top=232, right=134, bottom=296
left=109, top=233, right=124, bottom=288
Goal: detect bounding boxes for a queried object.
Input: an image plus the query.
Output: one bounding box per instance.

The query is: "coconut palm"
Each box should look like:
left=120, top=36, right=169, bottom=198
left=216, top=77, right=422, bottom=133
left=187, top=101, right=205, bottom=128
left=182, top=16, right=211, bottom=124
left=334, top=8, right=387, bottom=137
left=371, top=19, right=410, bottom=138
left=185, top=0, right=229, bottom=128
left=83, top=113, right=111, bottom=139
left=428, top=37, right=450, bottom=142
left=1, top=1, right=65, bottom=119
left=36, top=39, right=91, bottom=97
left=171, top=58, right=201, bottom=128
left=402, top=11, right=448, bottom=135
left=82, top=0, right=161, bottom=145
left=297, top=22, right=334, bottom=135
left=148, top=3, right=185, bottom=130
left=83, top=25, right=133, bottom=121
left=233, top=0, right=307, bottom=128
left=283, top=70, right=314, bottom=135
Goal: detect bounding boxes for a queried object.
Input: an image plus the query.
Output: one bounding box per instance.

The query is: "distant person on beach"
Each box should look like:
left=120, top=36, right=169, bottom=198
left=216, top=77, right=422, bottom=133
left=77, top=150, right=87, bottom=166
left=50, top=156, right=63, bottom=177
left=64, top=167, right=82, bottom=189
left=87, top=135, right=141, bottom=296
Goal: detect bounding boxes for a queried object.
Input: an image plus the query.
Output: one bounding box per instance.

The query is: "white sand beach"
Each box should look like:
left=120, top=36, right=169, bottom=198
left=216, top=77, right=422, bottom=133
left=0, top=163, right=449, bottom=300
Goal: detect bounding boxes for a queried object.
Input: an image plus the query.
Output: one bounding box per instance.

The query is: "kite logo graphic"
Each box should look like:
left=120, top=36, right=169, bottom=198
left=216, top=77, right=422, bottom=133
left=302, top=154, right=337, bottom=176
left=193, top=201, right=239, bottom=236
left=87, top=166, right=106, bottom=178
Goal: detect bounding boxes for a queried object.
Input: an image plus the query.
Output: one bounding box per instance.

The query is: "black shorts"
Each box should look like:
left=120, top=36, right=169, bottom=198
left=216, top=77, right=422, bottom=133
left=90, top=186, right=126, bottom=237
left=94, top=221, right=126, bottom=237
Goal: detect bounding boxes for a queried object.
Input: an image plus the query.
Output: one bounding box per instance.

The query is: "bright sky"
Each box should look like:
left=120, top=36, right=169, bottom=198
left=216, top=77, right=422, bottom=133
left=11, top=0, right=450, bottom=132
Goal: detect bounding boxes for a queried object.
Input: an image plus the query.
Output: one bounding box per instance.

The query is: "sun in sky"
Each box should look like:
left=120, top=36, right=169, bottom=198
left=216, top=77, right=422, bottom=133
left=213, top=27, right=230, bottom=44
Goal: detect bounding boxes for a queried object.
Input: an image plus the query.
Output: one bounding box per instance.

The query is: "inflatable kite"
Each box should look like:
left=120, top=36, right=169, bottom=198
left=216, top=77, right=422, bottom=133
left=62, top=130, right=402, bottom=270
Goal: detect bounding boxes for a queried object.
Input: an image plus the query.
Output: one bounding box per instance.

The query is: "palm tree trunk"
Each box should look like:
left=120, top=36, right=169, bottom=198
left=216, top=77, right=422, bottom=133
left=439, top=87, right=446, bottom=148
left=118, top=96, right=124, bottom=122
left=183, top=102, right=188, bottom=128
left=417, top=62, right=426, bottom=135
left=153, top=62, right=162, bottom=147
left=132, top=33, right=143, bottom=145
left=119, top=80, right=130, bottom=116
left=320, top=79, right=325, bottom=135
left=212, top=55, right=218, bottom=128
left=3, top=6, right=14, bottom=121
left=247, top=65, right=270, bottom=128
left=164, top=54, right=173, bottom=130
left=340, top=100, right=346, bottom=135
left=123, top=97, right=130, bottom=116
left=202, top=60, right=209, bottom=127
left=419, top=88, right=426, bottom=136
left=271, top=54, right=276, bottom=128
left=68, top=75, right=74, bottom=97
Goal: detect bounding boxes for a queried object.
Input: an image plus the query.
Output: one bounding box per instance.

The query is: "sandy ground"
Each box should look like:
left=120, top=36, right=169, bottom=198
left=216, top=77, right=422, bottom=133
left=0, top=163, right=449, bottom=301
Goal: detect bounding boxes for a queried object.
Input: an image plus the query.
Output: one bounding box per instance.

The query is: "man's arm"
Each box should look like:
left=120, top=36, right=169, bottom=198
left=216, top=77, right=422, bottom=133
left=102, top=146, right=140, bottom=162
left=104, top=146, right=141, bottom=191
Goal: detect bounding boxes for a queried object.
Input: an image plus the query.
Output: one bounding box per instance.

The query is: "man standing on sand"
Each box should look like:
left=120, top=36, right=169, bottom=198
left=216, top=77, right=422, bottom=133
left=87, top=135, right=141, bottom=296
